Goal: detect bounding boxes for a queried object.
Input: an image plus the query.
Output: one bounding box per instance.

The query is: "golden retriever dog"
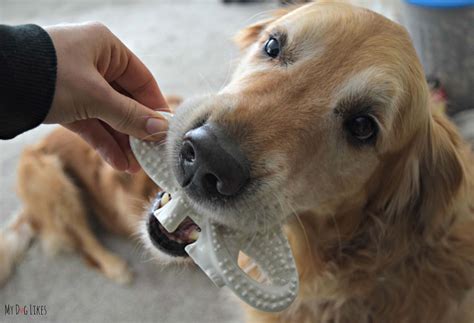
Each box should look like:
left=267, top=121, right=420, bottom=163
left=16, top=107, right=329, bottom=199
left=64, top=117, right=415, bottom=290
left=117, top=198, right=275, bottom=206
left=2, top=2, right=474, bottom=322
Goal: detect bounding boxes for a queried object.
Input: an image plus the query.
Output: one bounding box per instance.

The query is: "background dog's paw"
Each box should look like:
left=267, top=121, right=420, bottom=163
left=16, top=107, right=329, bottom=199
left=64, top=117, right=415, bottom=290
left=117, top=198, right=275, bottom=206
left=0, top=215, right=34, bottom=287
left=0, top=237, right=14, bottom=287
left=102, top=256, right=134, bottom=285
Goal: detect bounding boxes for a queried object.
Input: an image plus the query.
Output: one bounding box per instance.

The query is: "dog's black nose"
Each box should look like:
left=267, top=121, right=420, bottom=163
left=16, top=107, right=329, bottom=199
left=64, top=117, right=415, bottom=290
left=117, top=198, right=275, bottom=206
left=178, top=123, right=249, bottom=197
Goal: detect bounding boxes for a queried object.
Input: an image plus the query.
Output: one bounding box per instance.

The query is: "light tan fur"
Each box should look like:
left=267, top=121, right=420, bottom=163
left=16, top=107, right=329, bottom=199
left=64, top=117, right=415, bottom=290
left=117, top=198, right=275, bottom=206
left=1, top=2, right=474, bottom=323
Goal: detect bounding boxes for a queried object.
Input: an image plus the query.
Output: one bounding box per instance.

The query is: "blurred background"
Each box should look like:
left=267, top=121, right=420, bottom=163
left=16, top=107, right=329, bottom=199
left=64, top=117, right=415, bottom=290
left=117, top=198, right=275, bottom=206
left=0, top=0, right=472, bottom=322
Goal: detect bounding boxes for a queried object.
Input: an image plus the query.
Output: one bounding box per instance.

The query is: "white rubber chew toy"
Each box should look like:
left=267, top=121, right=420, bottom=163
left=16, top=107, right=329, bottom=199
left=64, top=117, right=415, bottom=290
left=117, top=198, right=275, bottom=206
left=130, top=112, right=298, bottom=312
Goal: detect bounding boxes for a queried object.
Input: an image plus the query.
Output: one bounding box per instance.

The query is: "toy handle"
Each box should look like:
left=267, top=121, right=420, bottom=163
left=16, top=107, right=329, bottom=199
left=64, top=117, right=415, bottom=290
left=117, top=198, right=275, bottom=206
left=185, top=219, right=298, bottom=312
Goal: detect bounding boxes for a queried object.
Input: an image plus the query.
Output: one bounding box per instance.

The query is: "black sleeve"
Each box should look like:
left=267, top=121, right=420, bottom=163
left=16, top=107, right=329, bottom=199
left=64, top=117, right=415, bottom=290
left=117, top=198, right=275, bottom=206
left=0, top=24, right=57, bottom=140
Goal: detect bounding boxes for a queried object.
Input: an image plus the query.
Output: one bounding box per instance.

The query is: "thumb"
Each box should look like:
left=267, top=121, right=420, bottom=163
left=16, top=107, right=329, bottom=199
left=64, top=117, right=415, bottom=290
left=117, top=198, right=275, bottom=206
left=97, top=85, right=169, bottom=140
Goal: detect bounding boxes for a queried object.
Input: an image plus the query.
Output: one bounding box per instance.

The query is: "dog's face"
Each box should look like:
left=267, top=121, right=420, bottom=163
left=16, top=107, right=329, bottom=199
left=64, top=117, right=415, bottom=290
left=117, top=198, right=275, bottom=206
left=144, top=2, right=436, bottom=259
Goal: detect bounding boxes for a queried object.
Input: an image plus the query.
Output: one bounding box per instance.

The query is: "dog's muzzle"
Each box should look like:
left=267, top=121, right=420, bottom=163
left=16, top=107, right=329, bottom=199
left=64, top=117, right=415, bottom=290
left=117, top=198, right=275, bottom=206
left=130, top=112, right=299, bottom=313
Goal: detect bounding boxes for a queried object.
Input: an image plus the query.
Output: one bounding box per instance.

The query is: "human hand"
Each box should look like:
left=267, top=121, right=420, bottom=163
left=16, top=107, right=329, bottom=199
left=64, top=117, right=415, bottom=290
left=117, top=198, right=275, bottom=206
left=44, top=22, right=169, bottom=172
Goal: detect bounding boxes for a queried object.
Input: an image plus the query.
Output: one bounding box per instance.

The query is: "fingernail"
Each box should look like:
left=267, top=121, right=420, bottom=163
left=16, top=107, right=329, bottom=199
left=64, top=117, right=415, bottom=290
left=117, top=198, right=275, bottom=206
left=145, top=117, right=168, bottom=136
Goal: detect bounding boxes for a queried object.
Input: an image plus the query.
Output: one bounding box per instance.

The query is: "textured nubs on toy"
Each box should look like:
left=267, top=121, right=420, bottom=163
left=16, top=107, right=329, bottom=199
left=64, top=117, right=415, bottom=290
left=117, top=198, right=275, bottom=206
left=147, top=191, right=201, bottom=257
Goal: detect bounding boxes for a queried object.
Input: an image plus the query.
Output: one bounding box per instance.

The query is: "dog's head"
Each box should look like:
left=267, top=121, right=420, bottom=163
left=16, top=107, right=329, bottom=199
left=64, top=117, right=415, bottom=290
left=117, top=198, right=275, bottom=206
left=144, top=2, right=465, bottom=260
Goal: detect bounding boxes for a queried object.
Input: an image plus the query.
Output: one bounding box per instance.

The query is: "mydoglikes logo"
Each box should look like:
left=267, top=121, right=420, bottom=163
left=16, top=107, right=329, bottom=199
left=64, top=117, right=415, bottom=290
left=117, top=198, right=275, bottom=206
left=4, top=304, right=47, bottom=316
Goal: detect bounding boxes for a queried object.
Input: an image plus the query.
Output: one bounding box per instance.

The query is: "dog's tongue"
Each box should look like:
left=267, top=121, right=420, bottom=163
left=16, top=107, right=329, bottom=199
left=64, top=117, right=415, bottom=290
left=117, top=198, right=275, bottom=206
left=130, top=112, right=299, bottom=312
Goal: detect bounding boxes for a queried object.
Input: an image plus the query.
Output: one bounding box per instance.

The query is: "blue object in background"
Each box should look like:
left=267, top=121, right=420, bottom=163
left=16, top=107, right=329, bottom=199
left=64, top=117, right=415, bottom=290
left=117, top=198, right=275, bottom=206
left=405, top=0, right=474, bottom=8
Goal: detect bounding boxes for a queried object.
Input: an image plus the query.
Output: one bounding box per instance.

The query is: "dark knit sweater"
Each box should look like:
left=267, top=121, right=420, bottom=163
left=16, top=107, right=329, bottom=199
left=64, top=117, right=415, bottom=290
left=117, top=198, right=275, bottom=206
left=0, top=24, right=57, bottom=139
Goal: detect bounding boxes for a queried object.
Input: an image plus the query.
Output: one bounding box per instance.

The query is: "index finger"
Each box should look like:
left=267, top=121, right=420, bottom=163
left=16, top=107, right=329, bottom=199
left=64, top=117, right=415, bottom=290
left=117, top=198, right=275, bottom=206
left=114, top=46, right=169, bottom=112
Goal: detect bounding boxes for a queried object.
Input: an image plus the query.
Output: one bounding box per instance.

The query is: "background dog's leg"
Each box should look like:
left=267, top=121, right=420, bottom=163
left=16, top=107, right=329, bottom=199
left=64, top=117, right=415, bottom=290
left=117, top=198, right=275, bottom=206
left=71, top=224, right=133, bottom=285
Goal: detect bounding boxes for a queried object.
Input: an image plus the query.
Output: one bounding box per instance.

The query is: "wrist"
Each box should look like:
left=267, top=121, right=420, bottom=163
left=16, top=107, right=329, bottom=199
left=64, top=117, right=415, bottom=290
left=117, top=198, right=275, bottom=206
left=0, top=24, right=57, bottom=138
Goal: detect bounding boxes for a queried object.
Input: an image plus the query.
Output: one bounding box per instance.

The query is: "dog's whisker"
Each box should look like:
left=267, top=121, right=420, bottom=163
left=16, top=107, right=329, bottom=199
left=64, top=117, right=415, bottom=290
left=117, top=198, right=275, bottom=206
left=217, top=53, right=238, bottom=93
left=131, top=243, right=144, bottom=258
left=329, top=211, right=343, bottom=256
left=293, top=211, right=318, bottom=274
left=197, top=72, right=217, bottom=94
left=241, top=9, right=278, bottom=27
left=241, top=197, right=260, bottom=252
left=139, top=131, right=169, bottom=141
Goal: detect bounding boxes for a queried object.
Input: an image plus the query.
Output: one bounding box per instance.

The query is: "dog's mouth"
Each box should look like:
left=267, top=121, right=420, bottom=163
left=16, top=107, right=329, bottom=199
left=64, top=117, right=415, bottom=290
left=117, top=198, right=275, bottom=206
left=146, top=192, right=201, bottom=258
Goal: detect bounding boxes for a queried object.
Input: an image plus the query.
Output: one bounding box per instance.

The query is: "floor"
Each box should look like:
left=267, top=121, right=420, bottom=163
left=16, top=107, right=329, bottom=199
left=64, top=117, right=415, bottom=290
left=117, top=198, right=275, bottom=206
left=0, top=1, right=398, bottom=322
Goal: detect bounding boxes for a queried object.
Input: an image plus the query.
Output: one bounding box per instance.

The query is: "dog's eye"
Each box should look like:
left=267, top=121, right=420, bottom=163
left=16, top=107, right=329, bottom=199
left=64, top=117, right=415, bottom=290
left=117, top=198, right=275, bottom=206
left=264, top=37, right=280, bottom=58
left=345, top=115, right=377, bottom=143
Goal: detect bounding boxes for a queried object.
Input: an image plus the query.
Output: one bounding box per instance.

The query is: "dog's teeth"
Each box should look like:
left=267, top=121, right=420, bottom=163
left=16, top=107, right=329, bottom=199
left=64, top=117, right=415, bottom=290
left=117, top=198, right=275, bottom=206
left=189, top=228, right=200, bottom=241
left=161, top=192, right=171, bottom=206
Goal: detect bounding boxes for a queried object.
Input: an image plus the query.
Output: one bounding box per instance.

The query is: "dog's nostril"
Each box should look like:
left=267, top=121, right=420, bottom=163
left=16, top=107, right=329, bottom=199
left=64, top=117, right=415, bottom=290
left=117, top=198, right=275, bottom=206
left=178, top=140, right=197, bottom=188
left=202, top=173, right=219, bottom=195
left=180, top=141, right=195, bottom=163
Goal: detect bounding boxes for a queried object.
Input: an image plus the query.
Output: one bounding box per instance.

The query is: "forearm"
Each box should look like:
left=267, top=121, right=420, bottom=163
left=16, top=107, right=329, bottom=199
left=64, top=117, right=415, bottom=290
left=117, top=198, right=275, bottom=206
left=0, top=24, right=57, bottom=139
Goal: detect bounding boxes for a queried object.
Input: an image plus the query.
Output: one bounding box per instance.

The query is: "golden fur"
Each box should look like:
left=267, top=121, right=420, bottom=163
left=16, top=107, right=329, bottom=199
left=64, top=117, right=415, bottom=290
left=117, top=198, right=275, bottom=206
left=2, top=2, right=474, bottom=323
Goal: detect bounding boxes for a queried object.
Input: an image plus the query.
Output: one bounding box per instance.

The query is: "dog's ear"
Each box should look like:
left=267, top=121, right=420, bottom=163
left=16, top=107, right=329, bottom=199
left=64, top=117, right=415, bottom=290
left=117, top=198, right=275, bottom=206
left=416, top=112, right=465, bottom=229
left=370, top=103, right=466, bottom=236
left=234, top=7, right=295, bottom=51
left=377, top=111, right=466, bottom=234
